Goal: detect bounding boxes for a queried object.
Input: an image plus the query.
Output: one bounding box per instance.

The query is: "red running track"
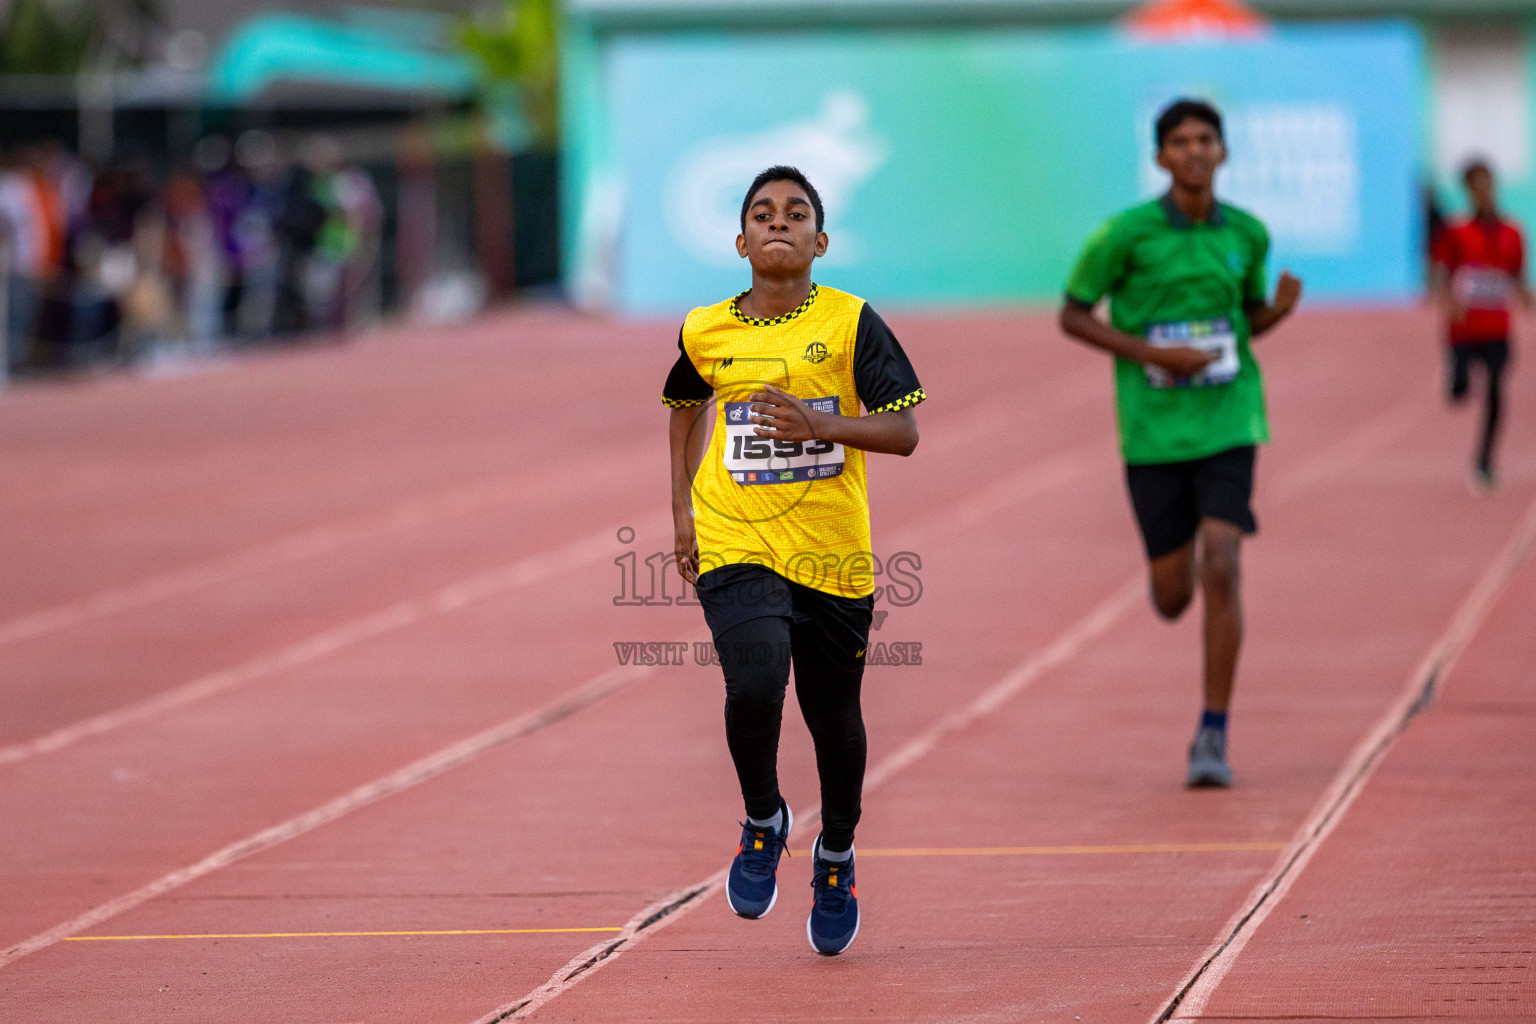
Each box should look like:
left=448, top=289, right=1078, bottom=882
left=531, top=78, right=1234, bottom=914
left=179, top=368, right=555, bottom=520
left=0, top=306, right=1531, bottom=1022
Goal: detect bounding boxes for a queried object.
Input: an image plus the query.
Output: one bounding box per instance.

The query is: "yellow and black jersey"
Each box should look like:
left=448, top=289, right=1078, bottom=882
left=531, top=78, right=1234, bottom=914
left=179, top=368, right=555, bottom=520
left=662, top=283, right=925, bottom=598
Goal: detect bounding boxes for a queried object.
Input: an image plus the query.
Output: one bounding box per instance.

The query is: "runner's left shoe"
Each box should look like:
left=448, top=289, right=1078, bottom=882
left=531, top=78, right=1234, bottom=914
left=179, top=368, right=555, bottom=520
left=807, top=835, right=860, bottom=956
left=1186, top=725, right=1233, bottom=788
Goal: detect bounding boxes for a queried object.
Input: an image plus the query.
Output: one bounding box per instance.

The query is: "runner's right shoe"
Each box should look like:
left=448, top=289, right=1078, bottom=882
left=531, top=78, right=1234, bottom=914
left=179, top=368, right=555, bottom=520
left=726, top=801, right=792, bottom=919
left=1186, top=725, right=1232, bottom=788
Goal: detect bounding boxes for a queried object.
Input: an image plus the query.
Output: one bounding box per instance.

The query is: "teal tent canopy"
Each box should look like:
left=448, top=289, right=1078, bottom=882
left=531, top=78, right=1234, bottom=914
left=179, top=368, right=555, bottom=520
left=208, top=14, right=477, bottom=103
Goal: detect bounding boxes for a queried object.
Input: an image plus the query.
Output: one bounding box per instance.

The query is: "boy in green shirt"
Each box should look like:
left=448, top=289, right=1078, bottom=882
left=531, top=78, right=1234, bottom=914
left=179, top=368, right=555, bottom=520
left=1060, top=98, right=1302, bottom=787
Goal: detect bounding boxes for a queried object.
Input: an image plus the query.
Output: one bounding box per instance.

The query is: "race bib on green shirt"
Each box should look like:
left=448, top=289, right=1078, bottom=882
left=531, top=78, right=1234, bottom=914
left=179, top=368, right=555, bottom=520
left=1145, top=318, right=1239, bottom=389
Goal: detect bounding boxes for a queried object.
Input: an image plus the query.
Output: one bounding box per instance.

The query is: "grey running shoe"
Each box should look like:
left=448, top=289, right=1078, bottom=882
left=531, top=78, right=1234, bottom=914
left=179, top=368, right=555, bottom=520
left=1186, top=726, right=1232, bottom=788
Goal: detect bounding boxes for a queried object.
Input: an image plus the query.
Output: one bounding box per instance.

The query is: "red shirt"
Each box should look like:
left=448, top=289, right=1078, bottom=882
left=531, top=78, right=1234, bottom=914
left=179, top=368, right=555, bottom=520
left=1433, top=215, right=1524, bottom=344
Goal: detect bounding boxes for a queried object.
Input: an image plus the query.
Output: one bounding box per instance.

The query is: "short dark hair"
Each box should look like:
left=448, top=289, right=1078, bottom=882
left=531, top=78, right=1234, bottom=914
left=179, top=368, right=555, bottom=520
left=1462, top=158, right=1494, bottom=185
left=740, top=165, right=825, bottom=233
left=1156, top=99, right=1224, bottom=149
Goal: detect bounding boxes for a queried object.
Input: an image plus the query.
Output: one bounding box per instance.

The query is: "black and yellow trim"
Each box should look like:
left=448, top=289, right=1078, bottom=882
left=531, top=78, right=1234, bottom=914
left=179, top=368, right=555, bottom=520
left=729, top=283, right=819, bottom=328
left=870, top=387, right=926, bottom=414
left=662, top=396, right=709, bottom=408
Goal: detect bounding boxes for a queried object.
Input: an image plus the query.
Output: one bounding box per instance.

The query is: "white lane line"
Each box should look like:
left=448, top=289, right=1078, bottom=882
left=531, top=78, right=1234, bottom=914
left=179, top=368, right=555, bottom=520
left=469, top=395, right=1435, bottom=1022
left=474, top=872, right=731, bottom=1024
left=0, top=647, right=696, bottom=969
left=1157, top=490, right=1536, bottom=1023
left=0, top=455, right=645, bottom=651
left=0, top=515, right=666, bottom=767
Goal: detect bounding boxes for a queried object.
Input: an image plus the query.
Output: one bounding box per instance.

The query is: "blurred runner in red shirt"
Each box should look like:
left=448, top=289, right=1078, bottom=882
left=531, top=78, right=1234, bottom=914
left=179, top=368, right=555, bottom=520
left=1432, top=160, right=1529, bottom=491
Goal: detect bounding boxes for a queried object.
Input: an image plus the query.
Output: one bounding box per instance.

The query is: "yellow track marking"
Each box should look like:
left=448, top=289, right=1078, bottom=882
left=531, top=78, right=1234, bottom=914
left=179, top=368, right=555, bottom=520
left=792, top=842, right=1287, bottom=857
left=65, top=927, right=622, bottom=942
left=64, top=847, right=1283, bottom=943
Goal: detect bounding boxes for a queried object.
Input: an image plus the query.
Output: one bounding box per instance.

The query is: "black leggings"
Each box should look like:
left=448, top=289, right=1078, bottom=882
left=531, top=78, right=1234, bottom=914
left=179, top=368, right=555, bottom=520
left=718, top=614, right=868, bottom=852
left=1449, top=340, right=1510, bottom=472
left=702, top=566, right=872, bottom=853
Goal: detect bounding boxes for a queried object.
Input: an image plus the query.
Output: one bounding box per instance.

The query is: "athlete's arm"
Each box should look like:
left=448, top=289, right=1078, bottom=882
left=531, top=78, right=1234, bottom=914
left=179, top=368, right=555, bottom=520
left=664, top=329, right=714, bottom=585
left=1514, top=231, right=1533, bottom=312
left=669, top=405, right=710, bottom=584
left=748, top=385, right=919, bottom=457
left=1058, top=298, right=1216, bottom=378
left=1061, top=218, right=1215, bottom=376
left=1246, top=270, right=1303, bottom=338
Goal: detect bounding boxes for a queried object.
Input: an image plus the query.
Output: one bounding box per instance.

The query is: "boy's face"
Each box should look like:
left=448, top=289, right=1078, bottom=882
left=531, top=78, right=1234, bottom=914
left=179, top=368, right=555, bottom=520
left=1156, top=117, right=1226, bottom=191
left=736, top=179, right=828, bottom=273
left=1466, top=168, right=1496, bottom=212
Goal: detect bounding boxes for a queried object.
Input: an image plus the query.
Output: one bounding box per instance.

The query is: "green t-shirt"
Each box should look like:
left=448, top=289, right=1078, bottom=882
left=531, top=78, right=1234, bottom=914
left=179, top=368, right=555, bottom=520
left=1065, top=193, right=1272, bottom=465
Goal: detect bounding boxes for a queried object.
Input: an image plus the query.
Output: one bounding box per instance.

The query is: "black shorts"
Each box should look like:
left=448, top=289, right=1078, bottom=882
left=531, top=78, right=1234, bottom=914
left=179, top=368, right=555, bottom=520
left=696, top=562, right=873, bottom=656
left=1448, top=339, right=1510, bottom=397
left=1124, top=445, right=1257, bottom=560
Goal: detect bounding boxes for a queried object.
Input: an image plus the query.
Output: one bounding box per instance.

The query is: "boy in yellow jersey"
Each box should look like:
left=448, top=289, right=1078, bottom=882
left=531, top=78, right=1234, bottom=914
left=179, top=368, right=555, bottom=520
left=663, top=166, right=924, bottom=956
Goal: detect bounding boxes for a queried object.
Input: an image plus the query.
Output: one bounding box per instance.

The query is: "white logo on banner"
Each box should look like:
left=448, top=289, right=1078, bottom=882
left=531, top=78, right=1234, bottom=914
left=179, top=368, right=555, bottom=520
left=665, top=91, right=889, bottom=267
left=1141, top=103, right=1361, bottom=255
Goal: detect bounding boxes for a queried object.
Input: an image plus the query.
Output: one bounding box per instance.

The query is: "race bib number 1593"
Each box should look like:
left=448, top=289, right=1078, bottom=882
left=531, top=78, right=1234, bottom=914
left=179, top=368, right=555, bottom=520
left=723, top=396, right=846, bottom=485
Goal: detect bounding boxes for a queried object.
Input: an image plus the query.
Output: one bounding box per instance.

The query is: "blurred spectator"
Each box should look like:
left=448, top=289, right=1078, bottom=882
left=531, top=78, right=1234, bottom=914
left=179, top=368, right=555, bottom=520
left=302, top=136, right=382, bottom=335
left=0, top=142, right=71, bottom=370
left=162, top=162, right=222, bottom=343
left=197, top=135, right=256, bottom=341
left=69, top=153, right=160, bottom=361
left=44, top=139, right=93, bottom=237
left=0, top=148, right=43, bottom=371
left=271, top=155, right=326, bottom=336
left=234, top=130, right=282, bottom=340
left=0, top=123, right=516, bottom=374
left=119, top=169, right=175, bottom=360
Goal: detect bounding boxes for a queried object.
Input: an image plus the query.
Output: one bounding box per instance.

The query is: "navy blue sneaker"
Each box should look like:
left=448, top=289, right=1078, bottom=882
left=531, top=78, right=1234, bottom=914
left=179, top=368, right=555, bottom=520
left=726, top=802, right=792, bottom=919
left=807, top=835, right=859, bottom=956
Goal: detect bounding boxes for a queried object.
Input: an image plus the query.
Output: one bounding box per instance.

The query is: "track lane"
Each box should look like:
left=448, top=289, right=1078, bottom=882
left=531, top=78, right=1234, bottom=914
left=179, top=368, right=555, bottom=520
left=1162, top=494, right=1536, bottom=1021
left=0, top=311, right=665, bottom=620
left=0, top=308, right=1523, bottom=1019
left=0, top=314, right=1113, bottom=952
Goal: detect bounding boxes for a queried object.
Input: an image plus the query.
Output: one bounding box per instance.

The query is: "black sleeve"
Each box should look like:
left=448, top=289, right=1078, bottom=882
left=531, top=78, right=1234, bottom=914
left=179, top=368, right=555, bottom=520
left=853, top=304, right=926, bottom=414
left=661, top=327, right=712, bottom=408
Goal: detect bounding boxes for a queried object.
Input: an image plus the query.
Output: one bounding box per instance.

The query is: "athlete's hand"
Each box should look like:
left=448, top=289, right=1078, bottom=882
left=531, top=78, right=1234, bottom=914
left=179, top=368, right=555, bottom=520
left=1273, top=270, right=1303, bottom=313
left=673, top=509, right=700, bottom=585
left=1143, top=345, right=1218, bottom=377
left=748, top=384, right=824, bottom=443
